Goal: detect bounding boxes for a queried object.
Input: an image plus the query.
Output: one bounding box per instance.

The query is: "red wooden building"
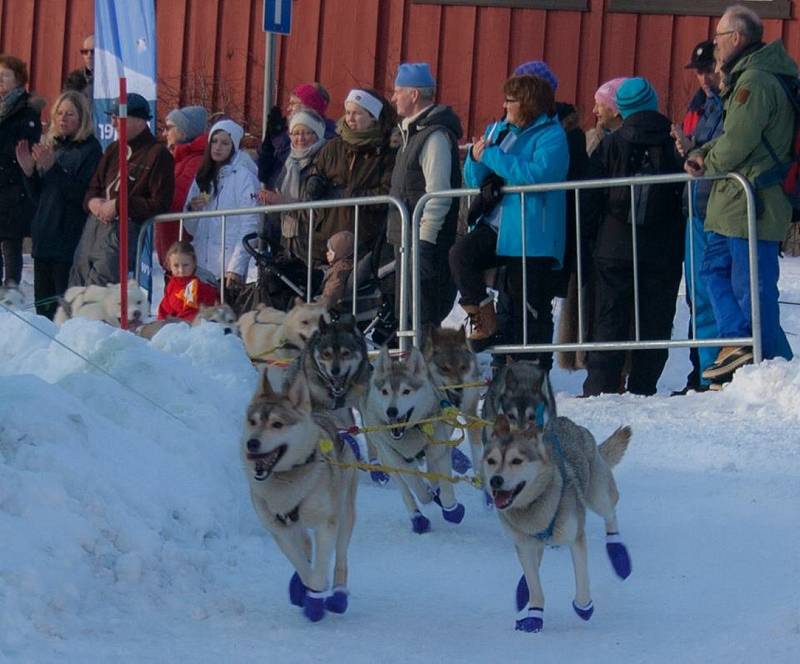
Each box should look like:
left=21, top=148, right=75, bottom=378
left=1, top=0, right=798, bottom=140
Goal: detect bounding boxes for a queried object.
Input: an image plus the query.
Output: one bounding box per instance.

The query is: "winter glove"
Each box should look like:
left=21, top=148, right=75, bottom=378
left=266, top=105, right=286, bottom=138
left=304, top=175, right=331, bottom=201
left=418, top=240, right=437, bottom=280
left=466, top=171, right=504, bottom=226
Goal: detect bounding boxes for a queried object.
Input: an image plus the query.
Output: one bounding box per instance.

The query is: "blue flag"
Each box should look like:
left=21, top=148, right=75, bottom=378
left=93, top=0, right=157, bottom=296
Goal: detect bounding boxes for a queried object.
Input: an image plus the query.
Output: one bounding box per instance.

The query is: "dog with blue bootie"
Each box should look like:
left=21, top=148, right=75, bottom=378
left=483, top=414, right=633, bottom=632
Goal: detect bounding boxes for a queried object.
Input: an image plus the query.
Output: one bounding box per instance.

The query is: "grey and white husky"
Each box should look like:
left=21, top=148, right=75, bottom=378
left=482, top=361, right=558, bottom=431
left=484, top=415, right=633, bottom=633
left=0, top=281, right=25, bottom=310
left=241, top=369, right=358, bottom=623
left=361, top=346, right=466, bottom=533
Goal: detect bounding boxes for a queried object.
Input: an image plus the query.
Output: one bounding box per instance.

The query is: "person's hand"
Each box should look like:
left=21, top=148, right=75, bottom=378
left=15, top=140, right=35, bottom=176
left=224, top=272, right=244, bottom=290
left=684, top=154, right=706, bottom=177
left=88, top=197, right=106, bottom=219
left=257, top=188, right=282, bottom=205
left=97, top=198, right=117, bottom=223
left=31, top=143, right=56, bottom=172
left=471, top=136, right=486, bottom=162
left=670, top=123, right=694, bottom=158
left=189, top=193, right=209, bottom=211
left=304, top=175, right=330, bottom=201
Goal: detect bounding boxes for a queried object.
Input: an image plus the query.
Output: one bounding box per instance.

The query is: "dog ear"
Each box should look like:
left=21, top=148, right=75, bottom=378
left=493, top=414, right=511, bottom=437
left=375, top=345, right=391, bottom=372
left=253, top=368, right=276, bottom=400
left=535, top=435, right=550, bottom=463
left=286, top=372, right=312, bottom=412
left=318, top=314, right=328, bottom=333
left=407, top=347, right=425, bottom=375
left=504, top=367, right=518, bottom=391
left=422, top=325, right=434, bottom=359
left=293, top=296, right=304, bottom=308
left=456, top=325, right=466, bottom=344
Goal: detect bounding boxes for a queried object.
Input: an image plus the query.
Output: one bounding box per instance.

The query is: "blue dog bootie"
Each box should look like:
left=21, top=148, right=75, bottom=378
left=606, top=532, right=632, bottom=579
left=441, top=501, right=465, bottom=524
left=483, top=489, right=495, bottom=510
left=369, top=458, right=390, bottom=486
left=515, top=607, right=544, bottom=633
left=572, top=599, right=594, bottom=621
left=325, top=586, right=349, bottom=614
left=303, top=590, right=327, bottom=622
left=289, top=571, right=306, bottom=607
left=451, top=447, right=472, bottom=474
left=515, top=575, right=529, bottom=611
left=411, top=510, right=431, bottom=534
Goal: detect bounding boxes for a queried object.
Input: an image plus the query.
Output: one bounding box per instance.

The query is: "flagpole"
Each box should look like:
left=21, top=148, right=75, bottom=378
left=118, top=77, right=129, bottom=330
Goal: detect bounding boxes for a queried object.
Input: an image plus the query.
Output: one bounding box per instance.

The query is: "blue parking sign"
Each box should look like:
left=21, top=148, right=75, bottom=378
left=264, top=0, right=292, bottom=35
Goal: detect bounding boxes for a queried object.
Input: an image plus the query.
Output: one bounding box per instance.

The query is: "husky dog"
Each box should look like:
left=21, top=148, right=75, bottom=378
left=137, top=303, right=240, bottom=340
left=285, top=313, right=370, bottom=412
left=54, top=279, right=147, bottom=328
left=0, top=281, right=25, bottom=310
left=362, top=346, right=466, bottom=533
left=424, top=326, right=484, bottom=478
left=484, top=415, right=633, bottom=633
left=483, top=361, right=557, bottom=432
left=238, top=299, right=328, bottom=361
left=242, top=369, right=358, bottom=623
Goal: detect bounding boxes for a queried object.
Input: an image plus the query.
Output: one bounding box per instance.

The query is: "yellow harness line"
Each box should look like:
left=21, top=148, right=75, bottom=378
left=438, top=380, right=489, bottom=390
left=250, top=339, right=289, bottom=361
left=318, top=436, right=483, bottom=489
left=351, top=410, right=468, bottom=447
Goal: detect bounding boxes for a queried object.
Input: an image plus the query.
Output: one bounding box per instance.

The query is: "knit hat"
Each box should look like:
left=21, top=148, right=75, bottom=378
left=594, top=78, right=627, bottom=112
left=327, top=230, right=354, bottom=261
left=513, top=60, right=559, bottom=92
left=166, top=105, right=207, bottom=142
left=208, top=119, right=244, bottom=151
left=394, top=63, right=436, bottom=88
left=345, top=89, right=383, bottom=120
left=615, top=77, right=658, bottom=119
left=289, top=110, right=325, bottom=141
left=292, top=83, right=328, bottom=116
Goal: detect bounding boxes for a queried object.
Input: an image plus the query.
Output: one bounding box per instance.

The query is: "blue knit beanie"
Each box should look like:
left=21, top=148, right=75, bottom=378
left=615, top=77, right=658, bottom=119
left=395, top=63, right=436, bottom=88
left=513, top=60, right=559, bottom=92
left=167, top=105, right=208, bottom=142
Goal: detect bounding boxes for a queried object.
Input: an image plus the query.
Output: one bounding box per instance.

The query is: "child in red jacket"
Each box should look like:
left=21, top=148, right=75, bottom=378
left=157, top=240, right=218, bottom=320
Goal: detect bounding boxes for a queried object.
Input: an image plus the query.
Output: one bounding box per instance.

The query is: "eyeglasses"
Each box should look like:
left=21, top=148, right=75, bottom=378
left=714, top=30, right=736, bottom=38
left=289, top=130, right=316, bottom=138
left=504, top=98, right=519, bottom=104
left=163, top=123, right=176, bottom=132
left=80, top=48, right=94, bottom=55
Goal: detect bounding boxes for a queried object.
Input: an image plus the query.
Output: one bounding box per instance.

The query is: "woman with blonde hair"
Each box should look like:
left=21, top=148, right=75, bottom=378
left=16, top=89, right=101, bottom=318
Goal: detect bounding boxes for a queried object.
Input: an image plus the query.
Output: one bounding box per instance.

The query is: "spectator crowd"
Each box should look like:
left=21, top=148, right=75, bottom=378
left=0, top=3, right=796, bottom=394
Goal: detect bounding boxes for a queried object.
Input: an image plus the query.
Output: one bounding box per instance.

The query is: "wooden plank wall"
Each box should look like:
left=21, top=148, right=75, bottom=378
left=1, top=0, right=798, bottom=141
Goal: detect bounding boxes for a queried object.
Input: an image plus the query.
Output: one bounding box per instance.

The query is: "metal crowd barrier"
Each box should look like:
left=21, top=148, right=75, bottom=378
left=136, top=195, right=413, bottom=349
left=409, top=172, right=762, bottom=362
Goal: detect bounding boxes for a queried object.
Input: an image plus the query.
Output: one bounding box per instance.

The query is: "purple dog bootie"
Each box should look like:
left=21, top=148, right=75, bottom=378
left=303, top=589, right=327, bottom=622
left=606, top=532, right=632, bottom=579
left=572, top=599, right=594, bottom=621
left=515, top=607, right=544, bottom=633
left=325, top=586, right=349, bottom=614
left=289, top=571, right=306, bottom=607
left=411, top=510, right=431, bottom=534
left=515, top=574, right=529, bottom=611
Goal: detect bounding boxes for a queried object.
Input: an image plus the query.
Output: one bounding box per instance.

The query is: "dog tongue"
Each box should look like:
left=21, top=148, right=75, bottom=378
left=493, top=490, right=514, bottom=509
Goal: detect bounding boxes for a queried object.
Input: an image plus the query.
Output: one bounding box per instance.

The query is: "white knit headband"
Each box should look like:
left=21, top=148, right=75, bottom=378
left=345, top=89, right=383, bottom=120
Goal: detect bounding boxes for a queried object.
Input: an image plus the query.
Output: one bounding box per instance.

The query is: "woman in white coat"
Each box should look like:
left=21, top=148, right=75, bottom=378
left=184, top=119, right=260, bottom=289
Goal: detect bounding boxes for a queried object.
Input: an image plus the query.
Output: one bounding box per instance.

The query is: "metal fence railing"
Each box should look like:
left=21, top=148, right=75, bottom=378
left=409, top=172, right=762, bottom=362
left=136, top=195, right=413, bottom=349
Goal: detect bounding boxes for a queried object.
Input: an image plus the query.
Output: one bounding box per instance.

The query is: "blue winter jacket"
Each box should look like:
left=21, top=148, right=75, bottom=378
left=464, top=114, right=569, bottom=265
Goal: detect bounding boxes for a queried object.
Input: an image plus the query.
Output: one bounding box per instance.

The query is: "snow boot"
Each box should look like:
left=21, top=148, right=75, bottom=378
left=463, top=297, right=498, bottom=353
left=411, top=510, right=431, bottom=534
left=289, top=571, right=306, bottom=607
left=516, top=607, right=544, bottom=633
left=303, top=590, right=327, bottom=622
left=325, top=586, right=349, bottom=614
left=369, top=458, right=390, bottom=486
left=606, top=533, right=632, bottom=579
left=572, top=600, right=594, bottom=621
left=451, top=447, right=472, bottom=474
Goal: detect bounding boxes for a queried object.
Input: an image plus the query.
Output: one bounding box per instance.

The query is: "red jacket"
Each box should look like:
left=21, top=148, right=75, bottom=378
left=157, top=275, right=218, bottom=320
left=171, top=133, right=207, bottom=212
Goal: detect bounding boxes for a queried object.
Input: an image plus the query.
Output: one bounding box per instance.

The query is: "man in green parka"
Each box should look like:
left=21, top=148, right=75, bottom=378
left=685, top=3, right=795, bottom=383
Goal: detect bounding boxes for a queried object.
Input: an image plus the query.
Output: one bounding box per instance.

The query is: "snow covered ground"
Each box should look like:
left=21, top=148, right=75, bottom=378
left=1, top=256, right=799, bottom=663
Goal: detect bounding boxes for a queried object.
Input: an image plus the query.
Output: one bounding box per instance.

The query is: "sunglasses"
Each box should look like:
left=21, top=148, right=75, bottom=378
left=80, top=48, right=94, bottom=55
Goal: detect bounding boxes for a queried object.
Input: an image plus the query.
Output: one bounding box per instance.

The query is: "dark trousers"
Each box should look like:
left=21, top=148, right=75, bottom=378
left=448, top=223, right=500, bottom=305
left=34, top=259, right=72, bottom=319
left=0, top=238, right=23, bottom=285
left=504, top=257, right=555, bottom=370
left=69, top=215, right=141, bottom=287
left=584, top=257, right=682, bottom=396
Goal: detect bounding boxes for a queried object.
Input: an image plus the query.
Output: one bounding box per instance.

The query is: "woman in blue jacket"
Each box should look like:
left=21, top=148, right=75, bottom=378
left=451, top=74, right=568, bottom=367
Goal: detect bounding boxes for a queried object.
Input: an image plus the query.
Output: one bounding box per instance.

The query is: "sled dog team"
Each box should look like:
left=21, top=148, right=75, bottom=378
left=239, top=313, right=634, bottom=633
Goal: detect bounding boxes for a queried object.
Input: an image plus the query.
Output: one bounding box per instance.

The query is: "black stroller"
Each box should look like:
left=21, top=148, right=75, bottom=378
left=240, top=230, right=397, bottom=347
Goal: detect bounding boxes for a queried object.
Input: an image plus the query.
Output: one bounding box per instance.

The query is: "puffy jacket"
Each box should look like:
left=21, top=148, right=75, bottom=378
left=183, top=127, right=260, bottom=279
left=0, top=91, right=42, bottom=238
left=696, top=40, right=798, bottom=241
left=171, top=133, right=207, bottom=213
left=464, top=113, right=568, bottom=264
left=24, top=135, right=102, bottom=262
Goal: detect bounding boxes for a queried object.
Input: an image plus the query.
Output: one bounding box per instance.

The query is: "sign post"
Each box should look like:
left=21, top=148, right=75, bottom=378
left=118, top=78, right=129, bottom=330
left=262, top=0, right=292, bottom=138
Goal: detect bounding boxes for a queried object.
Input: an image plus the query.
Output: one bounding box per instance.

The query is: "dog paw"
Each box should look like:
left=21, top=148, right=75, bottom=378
left=451, top=447, right=472, bottom=474
left=515, top=607, right=544, bottom=633
left=441, top=501, right=465, bottom=524
left=303, top=590, right=327, bottom=622
left=289, top=571, right=306, bottom=607
left=369, top=460, right=390, bottom=486
left=572, top=600, right=594, bottom=621
left=325, top=587, right=349, bottom=614
left=606, top=536, right=632, bottom=580
left=411, top=511, right=431, bottom=534
left=515, top=575, right=529, bottom=612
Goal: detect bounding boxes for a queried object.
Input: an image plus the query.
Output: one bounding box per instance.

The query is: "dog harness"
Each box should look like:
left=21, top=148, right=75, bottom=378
left=531, top=430, right=569, bottom=542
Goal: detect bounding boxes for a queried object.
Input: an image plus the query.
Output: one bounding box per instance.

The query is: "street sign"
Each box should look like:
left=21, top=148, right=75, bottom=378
left=264, top=0, right=292, bottom=35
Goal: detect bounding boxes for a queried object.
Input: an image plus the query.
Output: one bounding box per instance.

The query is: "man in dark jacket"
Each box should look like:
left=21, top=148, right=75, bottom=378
left=70, top=93, right=174, bottom=287
left=582, top=77, right=685, bottom=397
left=63, top=35, right=94, bottom=100
left=389, top=62, right=462, bottom=330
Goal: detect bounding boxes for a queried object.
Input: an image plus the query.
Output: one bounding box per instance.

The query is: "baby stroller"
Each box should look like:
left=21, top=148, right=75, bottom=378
left=240, top=230, right=397, bottom=347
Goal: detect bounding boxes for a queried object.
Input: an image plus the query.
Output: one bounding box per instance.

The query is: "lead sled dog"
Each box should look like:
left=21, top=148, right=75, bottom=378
left=484, top=415, right=632, bottom=632
left=241, top=369, right=358, bottom=623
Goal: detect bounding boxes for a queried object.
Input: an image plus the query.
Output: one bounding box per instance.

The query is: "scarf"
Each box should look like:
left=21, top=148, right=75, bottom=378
left=336, top=116, right=384, bottom=148
left=279, top=137, right=326, bottom=240
left=0, top=86, right=25, bottom=124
